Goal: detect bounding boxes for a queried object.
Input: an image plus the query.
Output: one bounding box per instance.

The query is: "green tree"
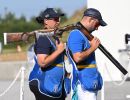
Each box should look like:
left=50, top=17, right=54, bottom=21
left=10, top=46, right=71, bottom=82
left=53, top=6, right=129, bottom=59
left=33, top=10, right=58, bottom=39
left=0, top=8, right=68, bottom=50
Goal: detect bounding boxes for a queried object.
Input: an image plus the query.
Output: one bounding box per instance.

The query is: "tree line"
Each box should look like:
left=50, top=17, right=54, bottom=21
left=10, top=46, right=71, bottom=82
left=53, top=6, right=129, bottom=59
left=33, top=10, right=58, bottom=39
left=0, top=8, right=68, bottom=49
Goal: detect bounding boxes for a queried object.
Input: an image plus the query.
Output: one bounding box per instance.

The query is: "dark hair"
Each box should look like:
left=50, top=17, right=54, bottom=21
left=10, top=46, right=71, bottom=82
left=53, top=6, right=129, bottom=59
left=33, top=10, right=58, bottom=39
left=36, top=17, right=44, bottom=24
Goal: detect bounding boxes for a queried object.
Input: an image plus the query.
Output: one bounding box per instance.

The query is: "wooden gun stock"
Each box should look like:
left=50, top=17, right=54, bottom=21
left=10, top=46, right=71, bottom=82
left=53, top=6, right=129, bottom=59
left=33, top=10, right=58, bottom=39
left=77, top=22, right=128, bottom=75
left=3, top=32, right=36, bottom=44
left=4, top=24, right=78, bottom=44
left=3, top=32, right=23, bottom=45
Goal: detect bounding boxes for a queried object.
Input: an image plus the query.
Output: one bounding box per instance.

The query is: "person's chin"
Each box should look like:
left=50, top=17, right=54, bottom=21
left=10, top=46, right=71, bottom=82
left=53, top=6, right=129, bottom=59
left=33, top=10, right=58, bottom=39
left=54, top=25, right=58, bottom=28
left=89, top=28, right=96, bottom=33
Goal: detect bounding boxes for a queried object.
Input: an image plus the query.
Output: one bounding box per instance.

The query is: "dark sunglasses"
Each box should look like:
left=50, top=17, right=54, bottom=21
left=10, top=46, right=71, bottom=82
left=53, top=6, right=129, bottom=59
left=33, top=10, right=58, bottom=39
left=48, top=17, right=60, bottom=22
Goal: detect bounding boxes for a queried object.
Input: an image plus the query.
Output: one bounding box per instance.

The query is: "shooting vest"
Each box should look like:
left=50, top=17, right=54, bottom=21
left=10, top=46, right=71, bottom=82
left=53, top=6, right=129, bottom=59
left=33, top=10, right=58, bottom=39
left=29, top=35, right=70, bottom=98
left=66, top=29, right=103, bottom=99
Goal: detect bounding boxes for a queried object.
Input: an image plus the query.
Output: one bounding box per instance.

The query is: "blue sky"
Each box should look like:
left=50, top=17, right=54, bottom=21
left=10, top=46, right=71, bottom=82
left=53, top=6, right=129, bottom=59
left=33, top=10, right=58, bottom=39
left=0, top=0, right=87, bottom=20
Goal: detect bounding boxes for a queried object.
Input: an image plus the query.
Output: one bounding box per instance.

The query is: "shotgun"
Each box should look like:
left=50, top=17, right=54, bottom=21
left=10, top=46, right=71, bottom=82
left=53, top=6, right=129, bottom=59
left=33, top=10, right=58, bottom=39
left=3, top=24, right=78, bottom=44
left=77, top=22, right=128, bottom=75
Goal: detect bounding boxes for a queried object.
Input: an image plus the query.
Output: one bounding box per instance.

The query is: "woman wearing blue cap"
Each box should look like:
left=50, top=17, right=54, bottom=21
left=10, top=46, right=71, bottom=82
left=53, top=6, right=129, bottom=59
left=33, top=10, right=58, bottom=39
left=67, top=8, right=107, bottom=100
left=28, top=8, right=70, bottom=100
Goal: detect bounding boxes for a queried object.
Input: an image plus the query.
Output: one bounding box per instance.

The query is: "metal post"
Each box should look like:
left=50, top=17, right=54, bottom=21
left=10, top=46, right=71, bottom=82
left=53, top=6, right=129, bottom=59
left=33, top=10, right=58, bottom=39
left=0, top=42, right=2, bottom=53
left=20, top=66, right=25, bottom=100
left=101, top=78, right=105, bottom=100
left=101, top=62, right=105, bottom=100
left=3, top=33, right=7, bottom=45
left=126, top=60, right=130, bottom=99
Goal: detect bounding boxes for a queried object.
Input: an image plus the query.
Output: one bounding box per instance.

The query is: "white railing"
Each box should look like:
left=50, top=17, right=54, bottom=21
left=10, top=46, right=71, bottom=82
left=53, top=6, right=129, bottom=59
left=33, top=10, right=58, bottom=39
left=0, top=61, right=129, bottom=100
left=0, top=66, right=25, bottom=100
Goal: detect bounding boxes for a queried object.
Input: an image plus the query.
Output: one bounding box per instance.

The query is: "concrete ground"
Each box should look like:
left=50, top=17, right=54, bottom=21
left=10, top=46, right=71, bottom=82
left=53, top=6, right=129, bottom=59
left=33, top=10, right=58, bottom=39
left=0, top=81, right=130, bottom=100
left=0, top=61, right=130, bottom=100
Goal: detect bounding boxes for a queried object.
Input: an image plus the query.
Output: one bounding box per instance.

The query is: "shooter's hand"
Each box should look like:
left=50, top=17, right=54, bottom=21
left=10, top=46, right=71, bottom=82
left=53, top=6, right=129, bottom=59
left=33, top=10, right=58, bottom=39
left=55, top=40, right=65, bottom=54
left=21, top=32, right=30, bottom=42
left=90, top=37, right=100, bottom=51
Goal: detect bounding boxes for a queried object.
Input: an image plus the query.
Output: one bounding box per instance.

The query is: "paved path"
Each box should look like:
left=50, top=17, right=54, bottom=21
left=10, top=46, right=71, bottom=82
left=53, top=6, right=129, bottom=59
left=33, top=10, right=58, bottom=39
left=0, top=81, right=130, bottom=100
left=0, top=61, right=130, bottom=100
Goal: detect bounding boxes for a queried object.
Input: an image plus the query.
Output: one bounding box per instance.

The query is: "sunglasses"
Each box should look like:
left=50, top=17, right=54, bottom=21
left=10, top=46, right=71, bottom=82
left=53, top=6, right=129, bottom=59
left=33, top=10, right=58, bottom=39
left=48, top=17, right=60, bottom=22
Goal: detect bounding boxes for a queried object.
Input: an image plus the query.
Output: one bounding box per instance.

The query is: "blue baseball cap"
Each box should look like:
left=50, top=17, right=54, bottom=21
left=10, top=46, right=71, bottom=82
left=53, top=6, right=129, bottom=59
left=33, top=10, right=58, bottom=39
left=84, top=8, right=107, bottom=26
left=36, top=8, right=64, bottom=23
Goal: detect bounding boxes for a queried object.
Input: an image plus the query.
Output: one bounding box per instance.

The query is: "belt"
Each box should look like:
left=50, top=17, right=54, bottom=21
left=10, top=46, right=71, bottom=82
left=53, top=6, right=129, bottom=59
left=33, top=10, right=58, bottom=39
left=77, top=64, right=96, bottom=69
left=52, top=64, right=96, bottom=68
left=52, top=64, right=63, bottom=67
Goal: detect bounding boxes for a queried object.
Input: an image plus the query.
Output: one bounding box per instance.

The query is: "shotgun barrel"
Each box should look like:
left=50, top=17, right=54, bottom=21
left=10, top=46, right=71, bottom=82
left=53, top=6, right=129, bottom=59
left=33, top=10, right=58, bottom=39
left=77, top=22, right=128, bottom=75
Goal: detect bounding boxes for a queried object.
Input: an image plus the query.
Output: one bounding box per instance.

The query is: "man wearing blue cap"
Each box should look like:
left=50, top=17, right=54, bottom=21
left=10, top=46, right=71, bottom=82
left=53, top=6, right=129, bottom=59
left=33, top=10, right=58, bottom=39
left=28, top=8, right=70, bottom=100
left=67, top=8, right=107, bottom=100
